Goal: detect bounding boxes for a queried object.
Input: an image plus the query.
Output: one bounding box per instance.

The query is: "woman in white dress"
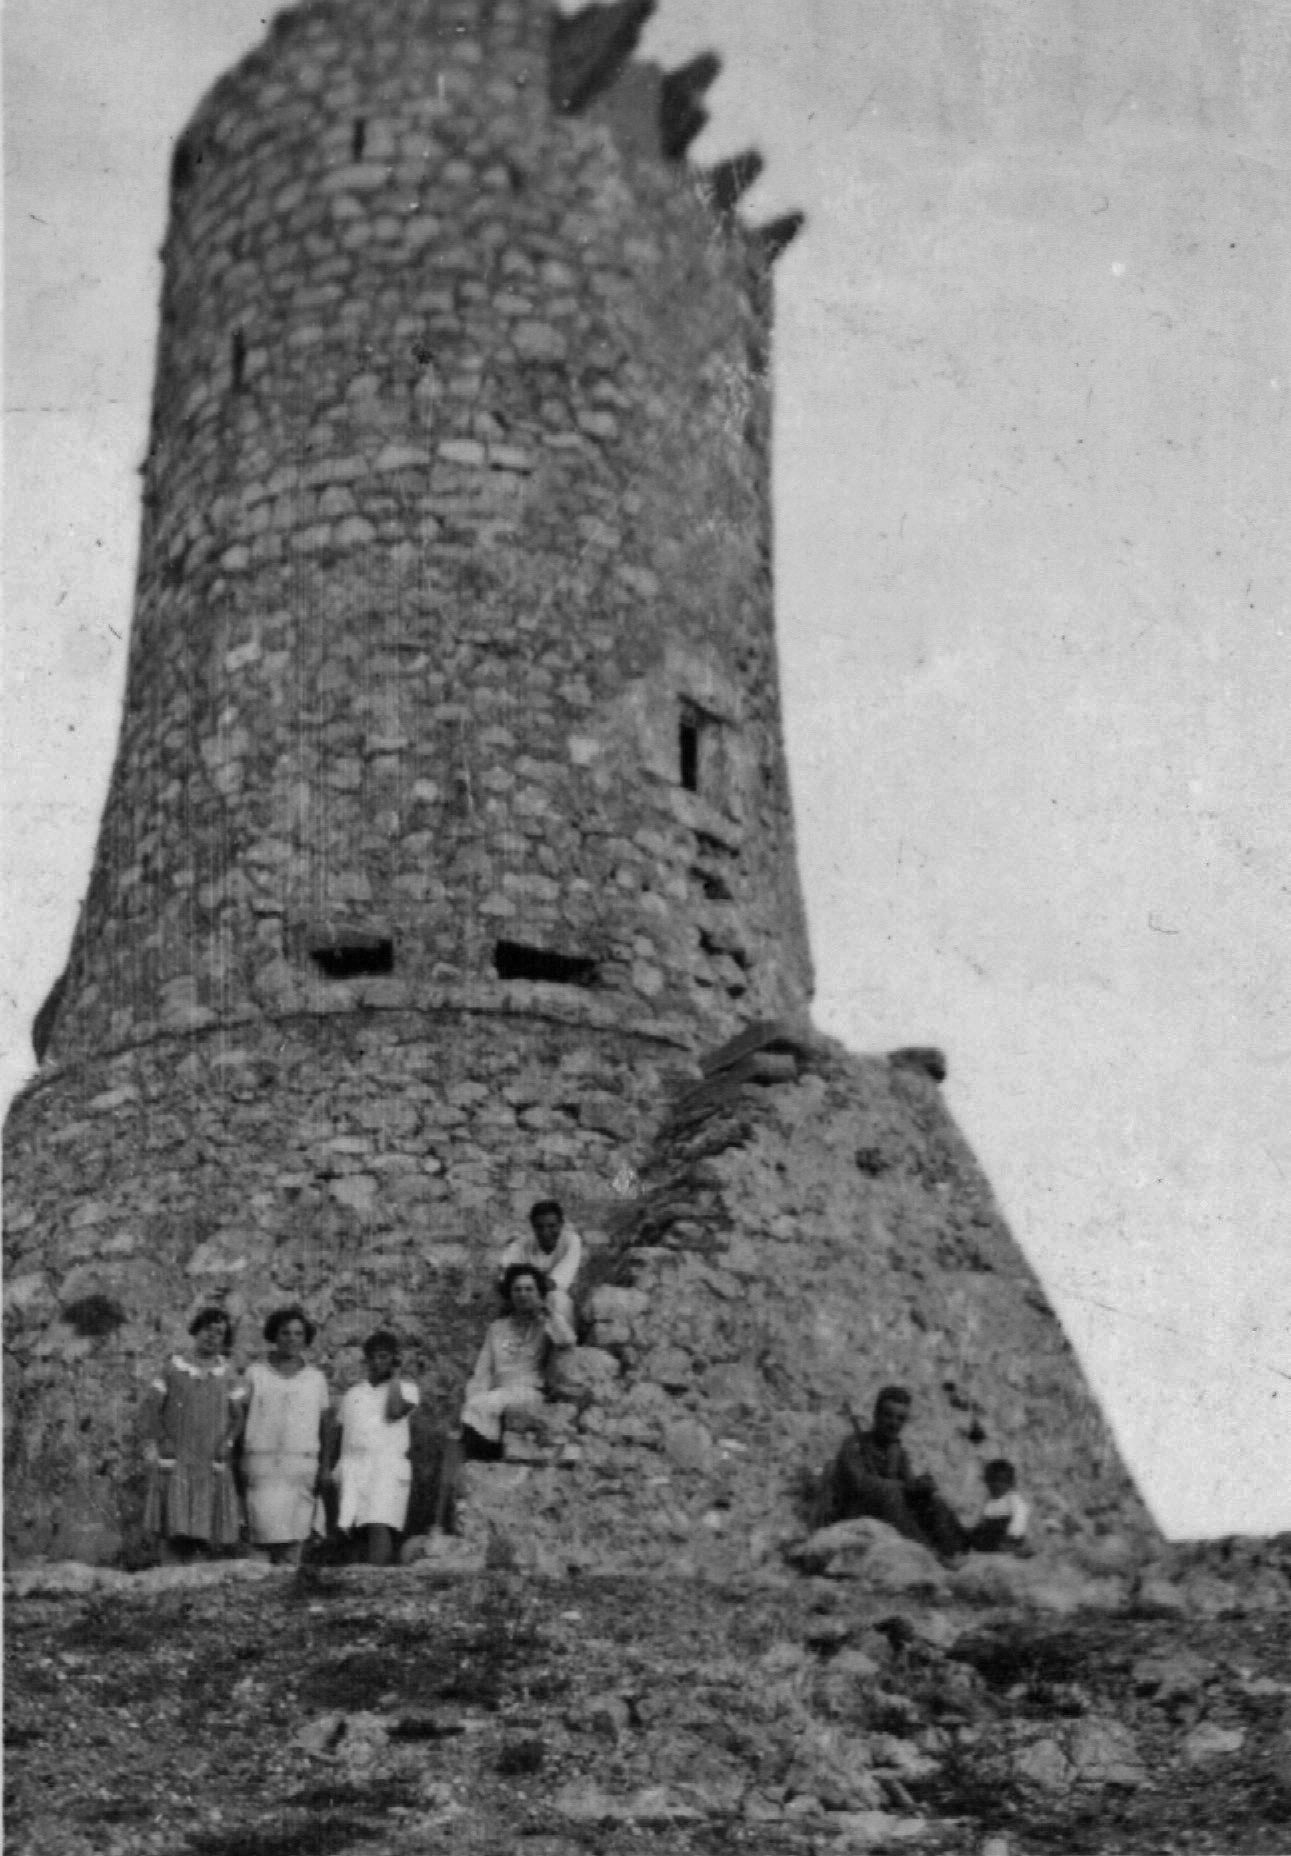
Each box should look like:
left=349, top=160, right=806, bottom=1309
left=460, top=1264, right=575, bottom=1453
left=326, top=1330, right=419, bottom=1567
left=239, top=1306, right=330, bottom=1564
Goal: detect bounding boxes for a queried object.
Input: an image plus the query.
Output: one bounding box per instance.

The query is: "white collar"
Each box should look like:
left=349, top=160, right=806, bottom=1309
left=172, top=1353, right=232, bottom=1379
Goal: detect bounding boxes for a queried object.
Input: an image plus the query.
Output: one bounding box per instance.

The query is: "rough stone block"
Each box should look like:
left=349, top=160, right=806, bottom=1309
left=374, top=443, right=426, bottom=472
left=437, top=438, right=487, bottom=467
left=587, top=1286, right=648, bottom=1326
left=663, top=1416, right=715, bottom=1473
left=513, top=320, right=568, bottom=362
left=792, top=1520, right=948, bottom=1595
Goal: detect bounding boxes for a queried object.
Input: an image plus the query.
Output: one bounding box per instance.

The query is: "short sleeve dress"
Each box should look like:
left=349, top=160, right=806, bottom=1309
left=242, top=1360, right=330, bottom=1546
left=143, top=1354, right=246, bottom=1546
left=335, top=1378, right=421, bottom=1532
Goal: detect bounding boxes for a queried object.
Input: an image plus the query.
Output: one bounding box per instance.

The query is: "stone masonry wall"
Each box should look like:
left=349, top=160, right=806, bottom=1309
left=455, top=1028, right=1157, bottom=1577
left=4, top=1004, right=697, bottom=1562
left=5, top=0, right=820, bottom=1561
left=42, top=0, right=812, bottom=1068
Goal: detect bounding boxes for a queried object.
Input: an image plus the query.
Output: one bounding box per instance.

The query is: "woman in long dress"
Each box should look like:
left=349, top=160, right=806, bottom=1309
left=142, top=1306, right=245, bottom=1562
left=326, top=1330, right=420, bottom=1566
left=239, top=1306, right=330, bottom=1565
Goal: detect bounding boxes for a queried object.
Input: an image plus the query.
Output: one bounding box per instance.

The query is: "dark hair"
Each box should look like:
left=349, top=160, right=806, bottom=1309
left=502, top=1262, right=548, bottom=1301
left=984, top=1458, right=1016, bottom=1485
left=529, top=1199, right=563, bottom=1225
left=362, top=1329, right=400, bottom=1359
left=875, top=1385, right=911, bottom=1411
left=188, top=1306, right=233, bottom=1344
left=263, top=1305, right=316, bottom=1345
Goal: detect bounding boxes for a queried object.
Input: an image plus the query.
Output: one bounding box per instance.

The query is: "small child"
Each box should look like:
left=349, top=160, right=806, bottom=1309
left=327, top=1331, right=420, bottom=1566
left=965, top=1458, right=1031, bottom=1554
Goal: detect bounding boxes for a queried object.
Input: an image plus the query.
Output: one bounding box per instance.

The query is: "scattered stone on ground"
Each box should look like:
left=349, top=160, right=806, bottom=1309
left=6, top=1541, right=1289, bottom=1855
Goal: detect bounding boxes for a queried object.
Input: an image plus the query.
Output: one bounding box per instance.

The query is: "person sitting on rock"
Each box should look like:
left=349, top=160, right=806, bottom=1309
left=964, top=1458, right=1031, bottom=1554
left=430, top=1265, right=575, bottom=1534
left=324, top=1330, right=420, bottom=1567
left=818, top=1385, right=965, bottom=1560
left=462, top=1264, right=575, bottom=1457
left=497, top=1198, right=582, bottom=1329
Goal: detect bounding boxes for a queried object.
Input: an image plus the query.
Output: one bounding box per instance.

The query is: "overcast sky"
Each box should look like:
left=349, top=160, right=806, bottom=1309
left=5, top=0, right=1289, bottom=1537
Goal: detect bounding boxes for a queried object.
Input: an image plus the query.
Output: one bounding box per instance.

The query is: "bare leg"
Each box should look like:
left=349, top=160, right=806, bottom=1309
left=433, top=1438, right=464, bottom=1534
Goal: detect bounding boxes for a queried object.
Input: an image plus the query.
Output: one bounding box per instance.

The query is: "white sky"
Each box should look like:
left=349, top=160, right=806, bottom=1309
left=5, top=0, right=1290, bottom=1537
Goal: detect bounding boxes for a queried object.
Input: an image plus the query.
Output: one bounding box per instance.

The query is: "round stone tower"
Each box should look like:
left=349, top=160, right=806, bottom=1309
left=46, top=0, right=811, bottom=1069
left=3, top=0, right=814, bottom=1558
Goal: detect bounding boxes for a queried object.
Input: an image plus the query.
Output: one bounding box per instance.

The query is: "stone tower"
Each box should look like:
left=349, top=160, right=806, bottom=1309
left=42, top=0, right=811, bottom=1072
left=4, top=0, right=1152, bottom=1563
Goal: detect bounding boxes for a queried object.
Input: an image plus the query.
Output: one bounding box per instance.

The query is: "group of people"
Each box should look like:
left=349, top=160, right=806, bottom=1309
left=144, top=1305, right=420, bottom=1566
left=815, top=1384, right=1031, bottom=1561
left=143, top=1200, right=583, bottom=1566
left=147, top=1206, right=1030, bottom=1570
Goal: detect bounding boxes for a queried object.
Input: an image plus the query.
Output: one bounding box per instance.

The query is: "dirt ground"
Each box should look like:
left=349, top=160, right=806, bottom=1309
left=6, top=1564, right=1291, bottom=1855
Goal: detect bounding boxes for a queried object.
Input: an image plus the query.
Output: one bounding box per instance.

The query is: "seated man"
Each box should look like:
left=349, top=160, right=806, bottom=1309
left=818, top=1385, right=965, bottom=1560
left=964, top=1457, right=1031, bottom=1554
left=497, top=1197, right=582, bottom=1329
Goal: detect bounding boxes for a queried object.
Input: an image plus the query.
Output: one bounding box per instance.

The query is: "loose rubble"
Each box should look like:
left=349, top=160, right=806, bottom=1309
left=6, top=1535, right=1289, bottom=1854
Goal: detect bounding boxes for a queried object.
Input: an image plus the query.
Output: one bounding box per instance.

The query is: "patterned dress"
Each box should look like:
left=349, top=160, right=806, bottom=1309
left=242, top=1361, right=330, bottom=1545
left=143, top=1355, right=245, bottom=1546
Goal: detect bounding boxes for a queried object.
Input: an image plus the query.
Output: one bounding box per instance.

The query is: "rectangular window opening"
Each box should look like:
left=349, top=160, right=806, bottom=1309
left=352, top=118, right=366, bottom=159
left=307, top=932, right=394, bottom=979
left=494, top=940, right=598, bottom=987
left=231, top=329, right=247, bottom=391
left=693, top=865, right=733, bottom=901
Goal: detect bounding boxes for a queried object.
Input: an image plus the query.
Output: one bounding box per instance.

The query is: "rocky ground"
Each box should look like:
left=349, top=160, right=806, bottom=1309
left=7, top=1534, right=1290, bottom=1856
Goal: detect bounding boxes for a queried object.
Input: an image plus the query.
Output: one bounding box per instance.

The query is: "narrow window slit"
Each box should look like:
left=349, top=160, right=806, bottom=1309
left=307, top=931, right=394, bottom=979
left=231, top=329, right=247, bottom=391
left=679, top=713, right=701, bottom=792
left=171, top=137, right=195, bottom=193
left=693, top=866, right=732, bottom=901
left=352, top=118, right=366, bottom=159
left=494, top=941, right=598, bottom=987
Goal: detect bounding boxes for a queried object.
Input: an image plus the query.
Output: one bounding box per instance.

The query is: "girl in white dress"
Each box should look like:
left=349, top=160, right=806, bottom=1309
left=326, top=1330, right=419, bottom=1566
left=239, top=1306, right=330, bottom=1565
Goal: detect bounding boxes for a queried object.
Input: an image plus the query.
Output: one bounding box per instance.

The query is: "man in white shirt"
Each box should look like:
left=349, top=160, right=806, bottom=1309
left=497, top=1198, right=582, bottom=1328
